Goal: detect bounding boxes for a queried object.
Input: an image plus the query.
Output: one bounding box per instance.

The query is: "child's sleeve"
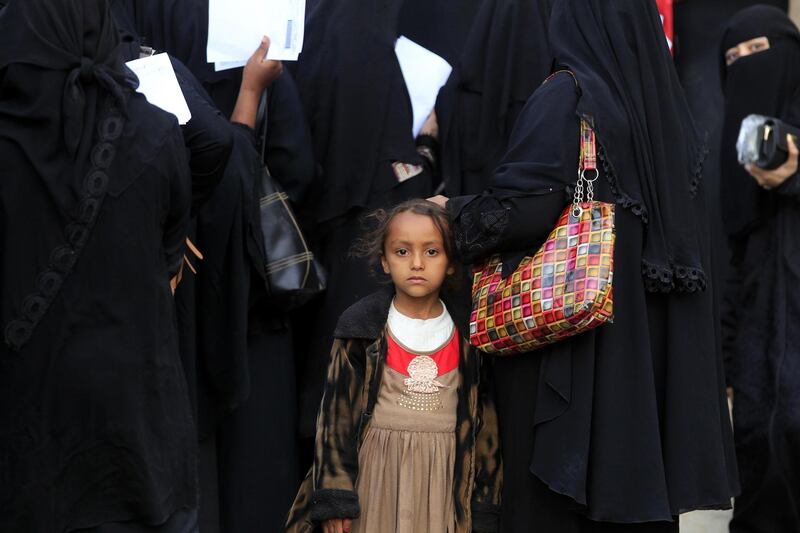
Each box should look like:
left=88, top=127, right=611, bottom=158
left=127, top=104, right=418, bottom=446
left=309, top=337, right=366, bottom=522
left=471, top=358, right=503, bottom=532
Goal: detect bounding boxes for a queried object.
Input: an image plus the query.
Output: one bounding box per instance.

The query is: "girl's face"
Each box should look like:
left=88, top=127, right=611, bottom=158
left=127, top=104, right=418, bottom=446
left=725, top=36, right=770, bottom=66
left=381, top=211, right=453, bottom=303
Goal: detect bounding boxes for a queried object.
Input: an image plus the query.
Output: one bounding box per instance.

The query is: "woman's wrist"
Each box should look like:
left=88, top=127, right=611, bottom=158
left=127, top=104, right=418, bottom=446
left=238, top=84, right=265, bottom=99
left=230, top=88, right=261, bottom=128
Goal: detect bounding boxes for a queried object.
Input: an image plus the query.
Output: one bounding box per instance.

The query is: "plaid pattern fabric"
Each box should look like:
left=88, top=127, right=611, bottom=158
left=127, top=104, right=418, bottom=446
left=470, top=201, right=615, bottom=355
left=581, top=121, right=597, bottom=171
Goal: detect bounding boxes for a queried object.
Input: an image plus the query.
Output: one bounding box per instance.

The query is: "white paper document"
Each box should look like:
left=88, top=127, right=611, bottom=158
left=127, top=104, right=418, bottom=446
left=214, top=60, right=247, bottom=72
left=394, top=36, right=453, bottom=138
left=207, top=0, right=306, bottom=71
left=125, top=53, right=192, bottom=125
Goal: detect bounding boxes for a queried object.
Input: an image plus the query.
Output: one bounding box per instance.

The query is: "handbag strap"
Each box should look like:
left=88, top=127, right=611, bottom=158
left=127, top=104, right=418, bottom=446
left=580, top=119, right=597, bottom=172
left=543, top=70, right=600, bottom=216
left=572, top=119, right=600, bottom=217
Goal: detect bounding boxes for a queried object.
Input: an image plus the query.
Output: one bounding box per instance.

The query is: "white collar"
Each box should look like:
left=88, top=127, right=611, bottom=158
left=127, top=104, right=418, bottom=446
left=387, top=299, right=454, bottom=353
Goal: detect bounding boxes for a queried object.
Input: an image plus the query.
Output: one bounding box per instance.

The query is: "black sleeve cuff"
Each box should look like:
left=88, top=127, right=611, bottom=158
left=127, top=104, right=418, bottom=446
left=230, top=121, right=258, bottom=148
left=445, top=194, right=479, bottom=219
left=471, top=503, right=501, bottom=532
left=415, top=133, right=439, bottom=150
left=309, top=489, right=360, bottom=522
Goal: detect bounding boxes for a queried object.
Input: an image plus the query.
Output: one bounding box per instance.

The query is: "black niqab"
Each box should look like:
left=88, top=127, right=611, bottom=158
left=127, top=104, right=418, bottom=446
left=0, top=0, right=133, bottom=349
left=548, top=0, right=708, bottom=293
left=720, top=5, right=800, bottom=237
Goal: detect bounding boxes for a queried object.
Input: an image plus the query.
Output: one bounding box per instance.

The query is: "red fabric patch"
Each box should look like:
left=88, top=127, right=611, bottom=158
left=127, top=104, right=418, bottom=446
left=386, top=333, right=460, bottom=377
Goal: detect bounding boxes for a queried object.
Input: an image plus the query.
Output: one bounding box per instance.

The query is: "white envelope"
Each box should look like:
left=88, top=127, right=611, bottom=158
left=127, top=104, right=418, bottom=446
left=207, top=0, right=306, bottom=67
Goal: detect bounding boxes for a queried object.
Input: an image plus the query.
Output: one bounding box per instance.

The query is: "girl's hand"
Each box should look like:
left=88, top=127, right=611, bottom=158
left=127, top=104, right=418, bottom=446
left=322, top=518, right=353, bottom=533
left=241, top=36, right=283, bottom=95
left=745, top=134, right=799, bottom=190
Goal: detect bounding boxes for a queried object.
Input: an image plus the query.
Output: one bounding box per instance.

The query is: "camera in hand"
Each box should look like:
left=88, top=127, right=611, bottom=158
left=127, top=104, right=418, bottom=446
left=737, top=114, right=800, bottom=170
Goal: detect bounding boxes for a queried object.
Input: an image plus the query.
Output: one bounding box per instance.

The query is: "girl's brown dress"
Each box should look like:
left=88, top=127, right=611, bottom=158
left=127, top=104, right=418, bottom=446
left=352, top=304, right=460, bottom=533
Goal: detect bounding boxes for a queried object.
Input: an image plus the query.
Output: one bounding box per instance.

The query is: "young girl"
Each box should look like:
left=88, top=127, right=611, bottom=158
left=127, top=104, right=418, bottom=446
left=285, top=199, right=501, bottom=533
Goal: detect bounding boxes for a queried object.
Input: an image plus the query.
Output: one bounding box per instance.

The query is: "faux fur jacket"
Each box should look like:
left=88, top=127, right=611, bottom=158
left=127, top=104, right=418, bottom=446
left=285, top=289, right=502, bottom=532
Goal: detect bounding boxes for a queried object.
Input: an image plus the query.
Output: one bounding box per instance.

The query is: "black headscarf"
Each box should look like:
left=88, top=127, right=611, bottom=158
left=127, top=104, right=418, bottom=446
left=0, top=0, right=130, bottom=154
left=437, top=0, right=554, bottom=195
left=720, top=5, right=800, bottom=237
left=396, top=0, right=480, bottom=67
left=0, top=0, right=133, bottom=349
left=549, top=0, right=708, bottom=293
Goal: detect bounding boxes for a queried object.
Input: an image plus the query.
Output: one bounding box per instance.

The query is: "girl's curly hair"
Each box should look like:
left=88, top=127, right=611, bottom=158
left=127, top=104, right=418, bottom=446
left=352, top=199, right=456, bottom=276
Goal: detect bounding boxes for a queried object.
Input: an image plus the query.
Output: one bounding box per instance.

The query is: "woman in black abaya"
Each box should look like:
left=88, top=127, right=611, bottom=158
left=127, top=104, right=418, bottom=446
left=434, top=0, right=739, bottom=530
left=110, top=4, right=315, bottom=530
left=0, top=1, right=197, bottom=531
left=719, top=6, right=800, bottom=531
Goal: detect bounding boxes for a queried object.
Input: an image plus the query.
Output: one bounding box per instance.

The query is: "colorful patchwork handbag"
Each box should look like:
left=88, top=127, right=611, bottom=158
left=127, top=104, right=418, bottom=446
left=469, top=119, right=615, bottom=355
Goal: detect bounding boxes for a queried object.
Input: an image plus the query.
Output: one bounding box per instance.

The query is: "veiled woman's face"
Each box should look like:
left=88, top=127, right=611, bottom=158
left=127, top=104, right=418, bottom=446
left=725, top=36, right=771, bottom=66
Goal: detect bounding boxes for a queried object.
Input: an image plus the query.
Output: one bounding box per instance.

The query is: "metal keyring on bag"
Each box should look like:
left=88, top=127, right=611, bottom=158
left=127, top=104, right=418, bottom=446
left=581, top=168, right=599, bottom=182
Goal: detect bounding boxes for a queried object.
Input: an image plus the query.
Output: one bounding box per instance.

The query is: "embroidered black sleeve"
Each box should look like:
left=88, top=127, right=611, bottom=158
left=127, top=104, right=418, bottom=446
left=597, top=145, right=648, bottom=224
left=452, top=201, right=510, bottom=264
left=641, top=259, right=707, bottom=294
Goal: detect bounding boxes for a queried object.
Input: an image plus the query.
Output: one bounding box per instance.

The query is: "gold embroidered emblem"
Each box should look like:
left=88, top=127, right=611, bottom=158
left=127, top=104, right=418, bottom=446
left=398, top=355, right=446, bottom=411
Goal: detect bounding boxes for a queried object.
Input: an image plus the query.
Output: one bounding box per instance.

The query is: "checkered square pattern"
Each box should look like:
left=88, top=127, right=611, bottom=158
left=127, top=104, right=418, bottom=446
left=469, top=201, right=615, bottom=355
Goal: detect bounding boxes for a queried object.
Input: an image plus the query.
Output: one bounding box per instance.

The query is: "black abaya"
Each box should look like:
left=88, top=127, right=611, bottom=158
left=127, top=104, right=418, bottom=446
left=0, top=1, right=197, bottom=531
left=719, top=6, right=800, bottom=531
left=448, top=63, right=737, bottom=533
left=192, top=121, right=309, bottom=532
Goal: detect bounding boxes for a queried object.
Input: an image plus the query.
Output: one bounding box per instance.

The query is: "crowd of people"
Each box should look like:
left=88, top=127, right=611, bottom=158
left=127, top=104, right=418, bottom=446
left=0, top=0, right=798, bottom=532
